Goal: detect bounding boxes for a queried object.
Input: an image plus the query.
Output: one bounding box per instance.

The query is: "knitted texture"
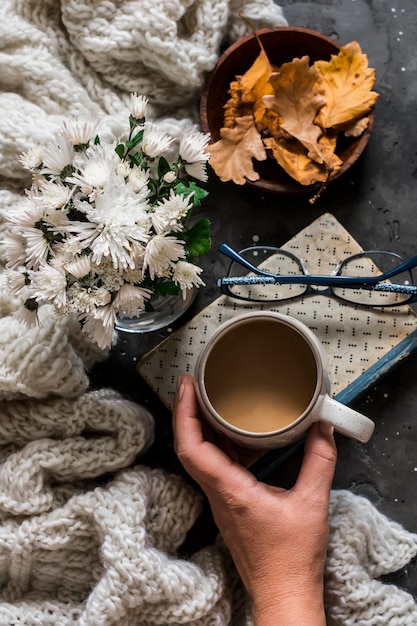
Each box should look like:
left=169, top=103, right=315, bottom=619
left=326, top=490, right=417, bottom=625
left=0, top=305, right=108, bottom=401
left=0, top=0, right=287, bottom=192
left=0, top=467, right=232, bottom=626
left=0, top=287, right=237, bottom=623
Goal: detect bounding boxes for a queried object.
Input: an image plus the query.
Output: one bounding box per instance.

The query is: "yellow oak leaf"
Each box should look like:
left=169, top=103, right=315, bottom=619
left=240, top=47, right=274, bottom=103
left=263, top=57, right=328, bottom=165
left=208, top=115, right=267, bottom=184
left=224, top=45, right=275, bottom=127
left=254, top=105, right=283, bottom=136
left=264, top=135, right=342, bottom=186
left=314, top=41, right=379, bottom=130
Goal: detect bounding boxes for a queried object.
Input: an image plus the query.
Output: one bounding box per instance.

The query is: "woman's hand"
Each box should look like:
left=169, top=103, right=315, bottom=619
left=173, top=374, right=337, bottom=626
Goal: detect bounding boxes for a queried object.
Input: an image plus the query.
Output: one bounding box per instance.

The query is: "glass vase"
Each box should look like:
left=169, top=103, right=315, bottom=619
left=115, top=288, right=197, bottom=333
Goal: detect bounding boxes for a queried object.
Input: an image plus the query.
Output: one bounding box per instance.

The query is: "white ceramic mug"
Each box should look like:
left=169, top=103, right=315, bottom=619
left=194, top=311, right=375, bottom=449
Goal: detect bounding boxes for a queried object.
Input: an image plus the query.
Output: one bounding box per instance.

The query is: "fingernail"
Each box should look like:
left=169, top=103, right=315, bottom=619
left=176, top=375, right=186, bottom=400
left=319, top=422, right=334, bottom=437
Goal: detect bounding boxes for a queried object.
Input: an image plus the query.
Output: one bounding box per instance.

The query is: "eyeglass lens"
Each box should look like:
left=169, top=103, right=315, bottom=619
left=226, top=247, right=308, bottom=302
left=334, top=252, right=414, bottom=307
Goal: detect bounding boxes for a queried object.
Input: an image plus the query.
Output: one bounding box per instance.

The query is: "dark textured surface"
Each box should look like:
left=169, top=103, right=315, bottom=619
left=93, top=0, right=417, bottom=597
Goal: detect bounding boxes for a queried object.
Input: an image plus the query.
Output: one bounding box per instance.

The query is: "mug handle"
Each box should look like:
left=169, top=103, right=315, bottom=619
left=318, top=395, right=375, bottom=443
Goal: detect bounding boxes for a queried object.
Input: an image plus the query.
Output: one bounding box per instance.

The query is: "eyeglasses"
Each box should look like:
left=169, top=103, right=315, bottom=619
left=217, top=243, right=417, bottom=307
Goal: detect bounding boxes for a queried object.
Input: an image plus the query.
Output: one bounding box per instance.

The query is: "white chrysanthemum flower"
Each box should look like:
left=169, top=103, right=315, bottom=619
left=173, top=260, right=205, bottom=297
left=68, top=284, right=112, bottom=313
left=7, top=269, right=28, bottom=294
left=130, top=94, right=148, bottom=120
left=52, top=238, right=84, bottom=264
left=67, top=143, right=120, bottom=198
left=183, top=159, right=209, bottom=182
left=6, top=196, right=44, bottom=229
left=33, top=179, right=73, bottom=210
left=143, top=234, right=186, bottom=280
left=116, top=160, right=131, bottom=178
left=91, top=258, right=126, bottom=291
left=60, top=116, right=100, bottom=146
left=179, top=127, right=211, bottom=182
left=22, top=228, right=51, bottom=270
left=19, top=188, right=69, bottom=230
left=81, top=305, right=116, bottom=350
left=13, top=302, right=39, bottom=328
left=71, top=177, right=151, bottom=270
left=20, top=145, right=44, bottom=171
left=64, top=256, right=92, bottom=279
left=142, top=122, right=174, bottom=158
left=42, top=136, right=75, bottom=176
left=121, top=265, right=145, bottom=285
left=30, top=263, right=67, bottom=310
left=151, top=189, right=191, bottom=235
left=4, top=231, right=28, bottom=270
left=127, top=166, right=150, bottom=193
left=113, top=283, right=152, bottom=317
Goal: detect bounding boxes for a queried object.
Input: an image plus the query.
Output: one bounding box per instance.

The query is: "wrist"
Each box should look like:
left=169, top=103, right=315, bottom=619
left=252, top=584, right=326, bottom=626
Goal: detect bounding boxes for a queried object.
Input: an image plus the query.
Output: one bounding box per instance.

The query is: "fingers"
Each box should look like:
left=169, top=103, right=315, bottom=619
left=294, top=422, right=337, bottom=502
left=172, top=373, right=201, bottom=447
left=173, top=374, right=241, bottom=489
left=173, top=376, right=336, bottom=509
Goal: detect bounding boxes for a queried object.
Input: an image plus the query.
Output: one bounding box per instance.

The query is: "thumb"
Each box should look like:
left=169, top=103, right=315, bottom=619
left=294, top=422, right=337, bottom=501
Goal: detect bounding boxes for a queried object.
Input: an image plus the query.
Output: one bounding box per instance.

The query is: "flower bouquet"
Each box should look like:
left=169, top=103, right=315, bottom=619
left=5, top=95, right=211, bottom=349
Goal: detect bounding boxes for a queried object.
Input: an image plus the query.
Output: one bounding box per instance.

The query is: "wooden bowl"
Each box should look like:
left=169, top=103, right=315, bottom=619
left=200, top=27, right=375, bottom=194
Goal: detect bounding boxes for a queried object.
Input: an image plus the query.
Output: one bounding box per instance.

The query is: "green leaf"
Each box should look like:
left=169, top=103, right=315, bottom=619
left=126, top=129, right=144, bottom=150
left=115, top=144, right=125, bottom=159
left=129, top=152, right=142, bottom=167
left=182, top=218, right=211, bottom=257
left=94, top=135, right=101, bottom=145
left=157, top=156, right=170, bottom=177
left=153, top=281, right=181, bottom=296
left=174, top=181, right=208, bottom=206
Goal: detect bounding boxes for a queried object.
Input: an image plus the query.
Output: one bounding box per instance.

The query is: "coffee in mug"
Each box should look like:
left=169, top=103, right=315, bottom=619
left=194, top=311, right=375, bottom=449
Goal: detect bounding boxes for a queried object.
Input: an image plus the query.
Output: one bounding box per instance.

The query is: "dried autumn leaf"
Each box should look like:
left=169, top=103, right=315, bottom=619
left=223, top=80, right=254, bottom=127
left=263, top=57, right=328, bottom=165
left=224, top=45, right=274, bottom=127
left=343, top=116, right=369, bottom=137
left=223, top=80, right=244, bottom=127
left=209, top=115, right=267, bottom=184
left=255, top=106, right=283, bottom=136
left=240, top=47, right=274, bottom=103
left=208, top=28, right=378, bottom=195
left=314, top=41, right=379, bottom=130
left=264, top=135, right=342, bottom=186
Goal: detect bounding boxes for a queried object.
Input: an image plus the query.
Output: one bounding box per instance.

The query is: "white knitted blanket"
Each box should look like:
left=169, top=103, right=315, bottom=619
left=0, top=1, right=417, bottom=624
left=0, top=0, right=287, bottom=193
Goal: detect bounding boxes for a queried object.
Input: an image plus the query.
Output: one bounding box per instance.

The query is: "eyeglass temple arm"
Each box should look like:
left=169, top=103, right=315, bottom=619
left=219, top=244, right=417, bottom=286
left=218, top=275, right=417, bottom=295
left=219, top=243, right=271, bottom=275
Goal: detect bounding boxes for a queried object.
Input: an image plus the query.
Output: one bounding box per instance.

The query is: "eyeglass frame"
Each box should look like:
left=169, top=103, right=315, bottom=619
left=217, top=243, right=417, bottom=306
